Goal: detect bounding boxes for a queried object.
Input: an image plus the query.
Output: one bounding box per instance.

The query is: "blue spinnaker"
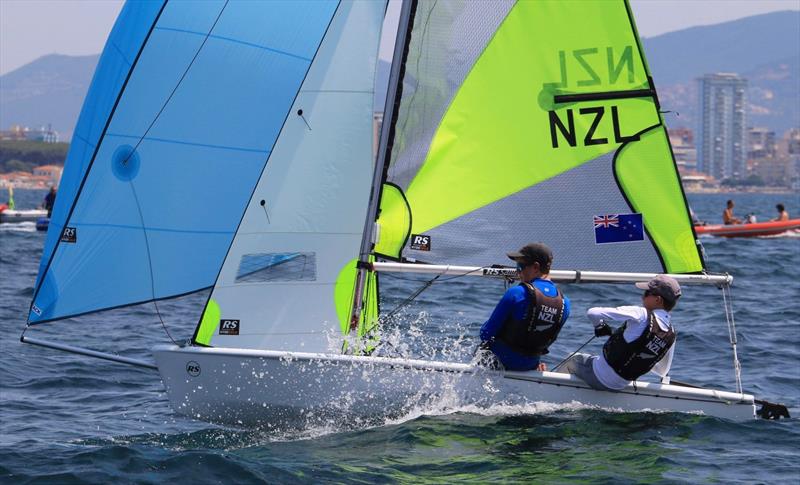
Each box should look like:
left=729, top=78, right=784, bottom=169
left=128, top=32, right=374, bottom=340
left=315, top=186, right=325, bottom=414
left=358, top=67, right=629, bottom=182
left=30, top=0, right=339, bottom=323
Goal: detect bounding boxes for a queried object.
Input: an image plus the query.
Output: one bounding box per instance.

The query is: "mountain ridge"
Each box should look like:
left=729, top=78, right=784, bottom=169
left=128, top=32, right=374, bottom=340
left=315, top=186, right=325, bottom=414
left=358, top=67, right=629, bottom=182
left=1, top=11, right=798, bottom=140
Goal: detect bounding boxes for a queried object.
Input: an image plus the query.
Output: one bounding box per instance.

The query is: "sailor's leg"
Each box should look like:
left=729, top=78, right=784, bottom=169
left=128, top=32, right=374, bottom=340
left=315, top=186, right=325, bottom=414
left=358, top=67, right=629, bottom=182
left=561, top=353, right=612, bottom=391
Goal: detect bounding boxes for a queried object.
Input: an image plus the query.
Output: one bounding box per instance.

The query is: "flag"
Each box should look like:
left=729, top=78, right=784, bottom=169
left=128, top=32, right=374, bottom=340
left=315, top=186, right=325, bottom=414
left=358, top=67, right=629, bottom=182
left=594, top=213, right=644, bottom=244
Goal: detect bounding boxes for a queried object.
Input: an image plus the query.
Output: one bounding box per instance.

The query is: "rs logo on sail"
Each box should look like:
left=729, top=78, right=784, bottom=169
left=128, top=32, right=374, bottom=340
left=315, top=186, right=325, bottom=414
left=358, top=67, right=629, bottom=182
left=219, top=319, right=240, bottom=335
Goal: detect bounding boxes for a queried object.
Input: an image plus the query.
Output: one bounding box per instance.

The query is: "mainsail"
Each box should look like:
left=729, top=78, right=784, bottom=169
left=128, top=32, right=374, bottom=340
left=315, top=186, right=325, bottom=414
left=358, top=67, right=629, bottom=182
left=27, top=0, right=373, bottom=325
left=369, top=0, right=703, bottom=276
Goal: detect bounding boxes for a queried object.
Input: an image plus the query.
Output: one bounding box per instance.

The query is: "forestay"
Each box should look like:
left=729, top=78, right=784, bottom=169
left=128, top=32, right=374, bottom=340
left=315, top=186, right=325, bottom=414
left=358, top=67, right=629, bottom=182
left=370, top=0, right=703, bottom=275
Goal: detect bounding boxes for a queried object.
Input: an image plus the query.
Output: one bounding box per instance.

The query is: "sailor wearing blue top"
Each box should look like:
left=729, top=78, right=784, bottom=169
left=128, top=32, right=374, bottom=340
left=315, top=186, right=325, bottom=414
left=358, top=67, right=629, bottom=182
left=480, top=242, right=571, bottom=371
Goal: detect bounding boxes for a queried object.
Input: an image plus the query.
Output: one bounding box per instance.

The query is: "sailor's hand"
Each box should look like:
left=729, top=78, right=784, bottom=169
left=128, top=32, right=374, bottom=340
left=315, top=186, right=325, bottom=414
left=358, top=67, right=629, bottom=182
left=594, top=322, right=613, bottom=337
left=537, top=362, right=547, bottom=372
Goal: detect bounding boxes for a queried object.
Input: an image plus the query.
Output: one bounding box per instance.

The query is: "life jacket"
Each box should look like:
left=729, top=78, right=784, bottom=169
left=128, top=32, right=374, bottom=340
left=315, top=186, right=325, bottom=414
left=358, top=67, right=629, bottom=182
left=496, top=282, right=565, bottom=356
left=602, top=312, right=676, bottom=381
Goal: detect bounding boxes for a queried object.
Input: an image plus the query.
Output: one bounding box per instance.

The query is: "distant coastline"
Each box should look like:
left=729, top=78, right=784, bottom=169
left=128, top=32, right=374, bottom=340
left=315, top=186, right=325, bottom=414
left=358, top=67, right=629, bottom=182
left=685, top=187, right=798, bottom=195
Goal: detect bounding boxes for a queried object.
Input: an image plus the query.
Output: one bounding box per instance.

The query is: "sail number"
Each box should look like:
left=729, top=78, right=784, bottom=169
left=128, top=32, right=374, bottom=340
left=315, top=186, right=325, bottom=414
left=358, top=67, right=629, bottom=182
left=545, top=46, right=641, bottom=149
left=548, top=106, right=640, bottom=148
left=545, top=46, right=635, bottom=89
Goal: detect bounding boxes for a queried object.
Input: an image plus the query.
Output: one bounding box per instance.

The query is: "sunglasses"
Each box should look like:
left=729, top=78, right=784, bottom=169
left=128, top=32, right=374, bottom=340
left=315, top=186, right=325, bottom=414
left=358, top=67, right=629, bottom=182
left=516, top=262, right=524, bottom=272
left=643, top=289, right=660, bottom=299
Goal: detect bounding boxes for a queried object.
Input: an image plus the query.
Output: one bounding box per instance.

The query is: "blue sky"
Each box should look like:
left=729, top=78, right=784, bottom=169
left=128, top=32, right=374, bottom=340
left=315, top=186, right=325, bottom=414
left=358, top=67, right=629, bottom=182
left=1, top=0, right=798, bottom=75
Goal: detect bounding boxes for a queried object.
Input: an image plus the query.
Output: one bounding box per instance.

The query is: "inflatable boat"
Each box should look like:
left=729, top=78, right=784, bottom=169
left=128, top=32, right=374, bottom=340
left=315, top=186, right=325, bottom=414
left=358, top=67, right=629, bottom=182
left=695, top=219, right=800, bottom=237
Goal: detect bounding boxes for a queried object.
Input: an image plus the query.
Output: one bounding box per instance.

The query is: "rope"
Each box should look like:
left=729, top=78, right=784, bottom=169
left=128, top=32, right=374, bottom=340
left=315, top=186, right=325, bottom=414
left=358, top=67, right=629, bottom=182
left=720, top=281, right=743, bottom=393
left=370, top=264, right=500, bottom=357
left=552, top=335, right=596, bottom=372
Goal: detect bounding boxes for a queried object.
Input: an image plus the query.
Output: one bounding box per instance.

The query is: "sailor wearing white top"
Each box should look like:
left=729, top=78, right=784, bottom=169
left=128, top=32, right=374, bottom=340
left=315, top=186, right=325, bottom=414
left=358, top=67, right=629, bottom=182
left=587, top=306, right=674, bottom=390
left=562, top=275, right=681, bottom=391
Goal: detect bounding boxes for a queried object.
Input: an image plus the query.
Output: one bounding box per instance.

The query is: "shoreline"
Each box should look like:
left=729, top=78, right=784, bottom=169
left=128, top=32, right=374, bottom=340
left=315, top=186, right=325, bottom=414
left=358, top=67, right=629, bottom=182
left=685, top=187, right=797, bottom=195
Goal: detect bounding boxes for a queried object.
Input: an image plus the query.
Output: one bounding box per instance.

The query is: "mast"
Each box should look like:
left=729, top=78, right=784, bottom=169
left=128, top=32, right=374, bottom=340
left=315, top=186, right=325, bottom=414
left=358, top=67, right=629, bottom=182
left=349, top=0, right=416, bottom=333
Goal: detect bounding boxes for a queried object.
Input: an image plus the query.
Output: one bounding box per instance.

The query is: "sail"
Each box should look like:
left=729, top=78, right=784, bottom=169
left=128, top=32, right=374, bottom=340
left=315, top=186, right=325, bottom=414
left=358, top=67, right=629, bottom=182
left=29, top=0, right=344, bottom=324
left=373, top=0, right=703, bottom=274
left=36, top=0, right=165, bottom=286
left=192, top=0, right=386, bottom=352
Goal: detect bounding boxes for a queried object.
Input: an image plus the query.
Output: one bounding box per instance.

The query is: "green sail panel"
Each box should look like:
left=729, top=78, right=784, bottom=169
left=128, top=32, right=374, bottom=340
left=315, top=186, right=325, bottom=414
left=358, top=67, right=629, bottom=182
left=377, top=0, right=702, bottom=274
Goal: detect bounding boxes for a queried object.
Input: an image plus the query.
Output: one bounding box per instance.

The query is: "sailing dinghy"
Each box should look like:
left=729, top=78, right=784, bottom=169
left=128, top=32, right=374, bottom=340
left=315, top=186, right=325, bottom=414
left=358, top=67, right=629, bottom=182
left=22, top=0, right=788, bottom=425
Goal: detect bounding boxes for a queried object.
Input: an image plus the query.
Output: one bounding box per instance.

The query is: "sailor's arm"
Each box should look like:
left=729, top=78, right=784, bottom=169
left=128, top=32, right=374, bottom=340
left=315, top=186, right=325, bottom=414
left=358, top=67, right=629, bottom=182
left=480, top=288, right=517, bottom=341
left=586, top=306, right=644, bottom=326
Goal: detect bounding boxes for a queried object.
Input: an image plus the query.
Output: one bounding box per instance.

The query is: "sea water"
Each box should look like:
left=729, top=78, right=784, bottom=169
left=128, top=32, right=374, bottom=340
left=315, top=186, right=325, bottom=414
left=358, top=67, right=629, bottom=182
left=1, top=189, right=798, bottom=483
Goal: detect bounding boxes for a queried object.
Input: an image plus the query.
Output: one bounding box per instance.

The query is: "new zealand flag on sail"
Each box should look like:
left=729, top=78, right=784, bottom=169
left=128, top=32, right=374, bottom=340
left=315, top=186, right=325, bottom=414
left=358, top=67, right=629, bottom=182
left=594, top=213, right=644, bottom=244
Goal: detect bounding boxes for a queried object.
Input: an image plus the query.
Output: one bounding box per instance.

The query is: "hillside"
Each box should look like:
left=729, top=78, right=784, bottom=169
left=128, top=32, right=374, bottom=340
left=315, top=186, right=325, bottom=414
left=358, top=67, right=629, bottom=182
left=1, top=11, right=798, bottom=140
left=0, top=54, right=99, bottom=140
left=0, top=140, right=69, bottom=173
left=643, top=11, right=800, bottom=132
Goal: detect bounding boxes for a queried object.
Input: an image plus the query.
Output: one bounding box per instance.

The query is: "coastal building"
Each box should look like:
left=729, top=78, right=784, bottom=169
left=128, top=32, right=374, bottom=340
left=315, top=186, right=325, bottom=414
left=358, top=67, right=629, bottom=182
left=668, top=127, right=697, bottom=171
left=0, top=165, right=62, bottom=189
left=696, top=73, right=747, bottom=181
left=751, top=156, right=792, bottom=186
left=787, top=128, right=800, bottom=156
left=0, top=171, right=51, bottom=189
left=33, top=165, right=63, bottom=187
left=679, top=171, right=715, bottom=192
left=747, top=127, right=776, bottom=160
left=0, top=124, right=60, bottom=143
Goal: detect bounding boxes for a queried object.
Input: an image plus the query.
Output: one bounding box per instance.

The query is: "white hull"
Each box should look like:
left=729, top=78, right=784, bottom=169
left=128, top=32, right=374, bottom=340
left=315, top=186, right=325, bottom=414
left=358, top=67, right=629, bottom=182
left=0, top=209, right=47, bottom=223
left=153, top=345, right=755, bottom=426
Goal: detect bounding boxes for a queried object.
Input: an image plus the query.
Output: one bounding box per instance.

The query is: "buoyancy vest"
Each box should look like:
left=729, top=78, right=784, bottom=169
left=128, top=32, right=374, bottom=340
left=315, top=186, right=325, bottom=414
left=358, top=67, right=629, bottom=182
left=602, top=312, right=676, bottom=381
left=496, top=282, right=565, bottom=356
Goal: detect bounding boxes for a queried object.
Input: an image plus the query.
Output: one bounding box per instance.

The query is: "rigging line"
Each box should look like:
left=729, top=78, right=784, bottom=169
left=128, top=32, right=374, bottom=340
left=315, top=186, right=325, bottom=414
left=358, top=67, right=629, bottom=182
left=124, top=0, right=230, bottom=345
left=552, top=335, right=596, bottom=372
left=375, top=263, right=496, bottom=325
left=127, top=181, right=179, bottom=346
left=720, top=282, right=743, bottom=393
left=123, top=0, right=230, bottom=161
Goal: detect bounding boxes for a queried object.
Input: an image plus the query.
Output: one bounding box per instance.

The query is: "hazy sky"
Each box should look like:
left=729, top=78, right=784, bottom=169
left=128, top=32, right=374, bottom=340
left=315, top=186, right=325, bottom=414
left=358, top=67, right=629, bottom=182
left=1, top=0, right=798, bottom=75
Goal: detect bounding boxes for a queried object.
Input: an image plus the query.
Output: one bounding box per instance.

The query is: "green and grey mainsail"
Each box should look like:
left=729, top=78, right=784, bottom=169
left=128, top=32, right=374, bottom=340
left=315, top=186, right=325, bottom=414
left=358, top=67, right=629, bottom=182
left=372, top=0, right=703, bottom=274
